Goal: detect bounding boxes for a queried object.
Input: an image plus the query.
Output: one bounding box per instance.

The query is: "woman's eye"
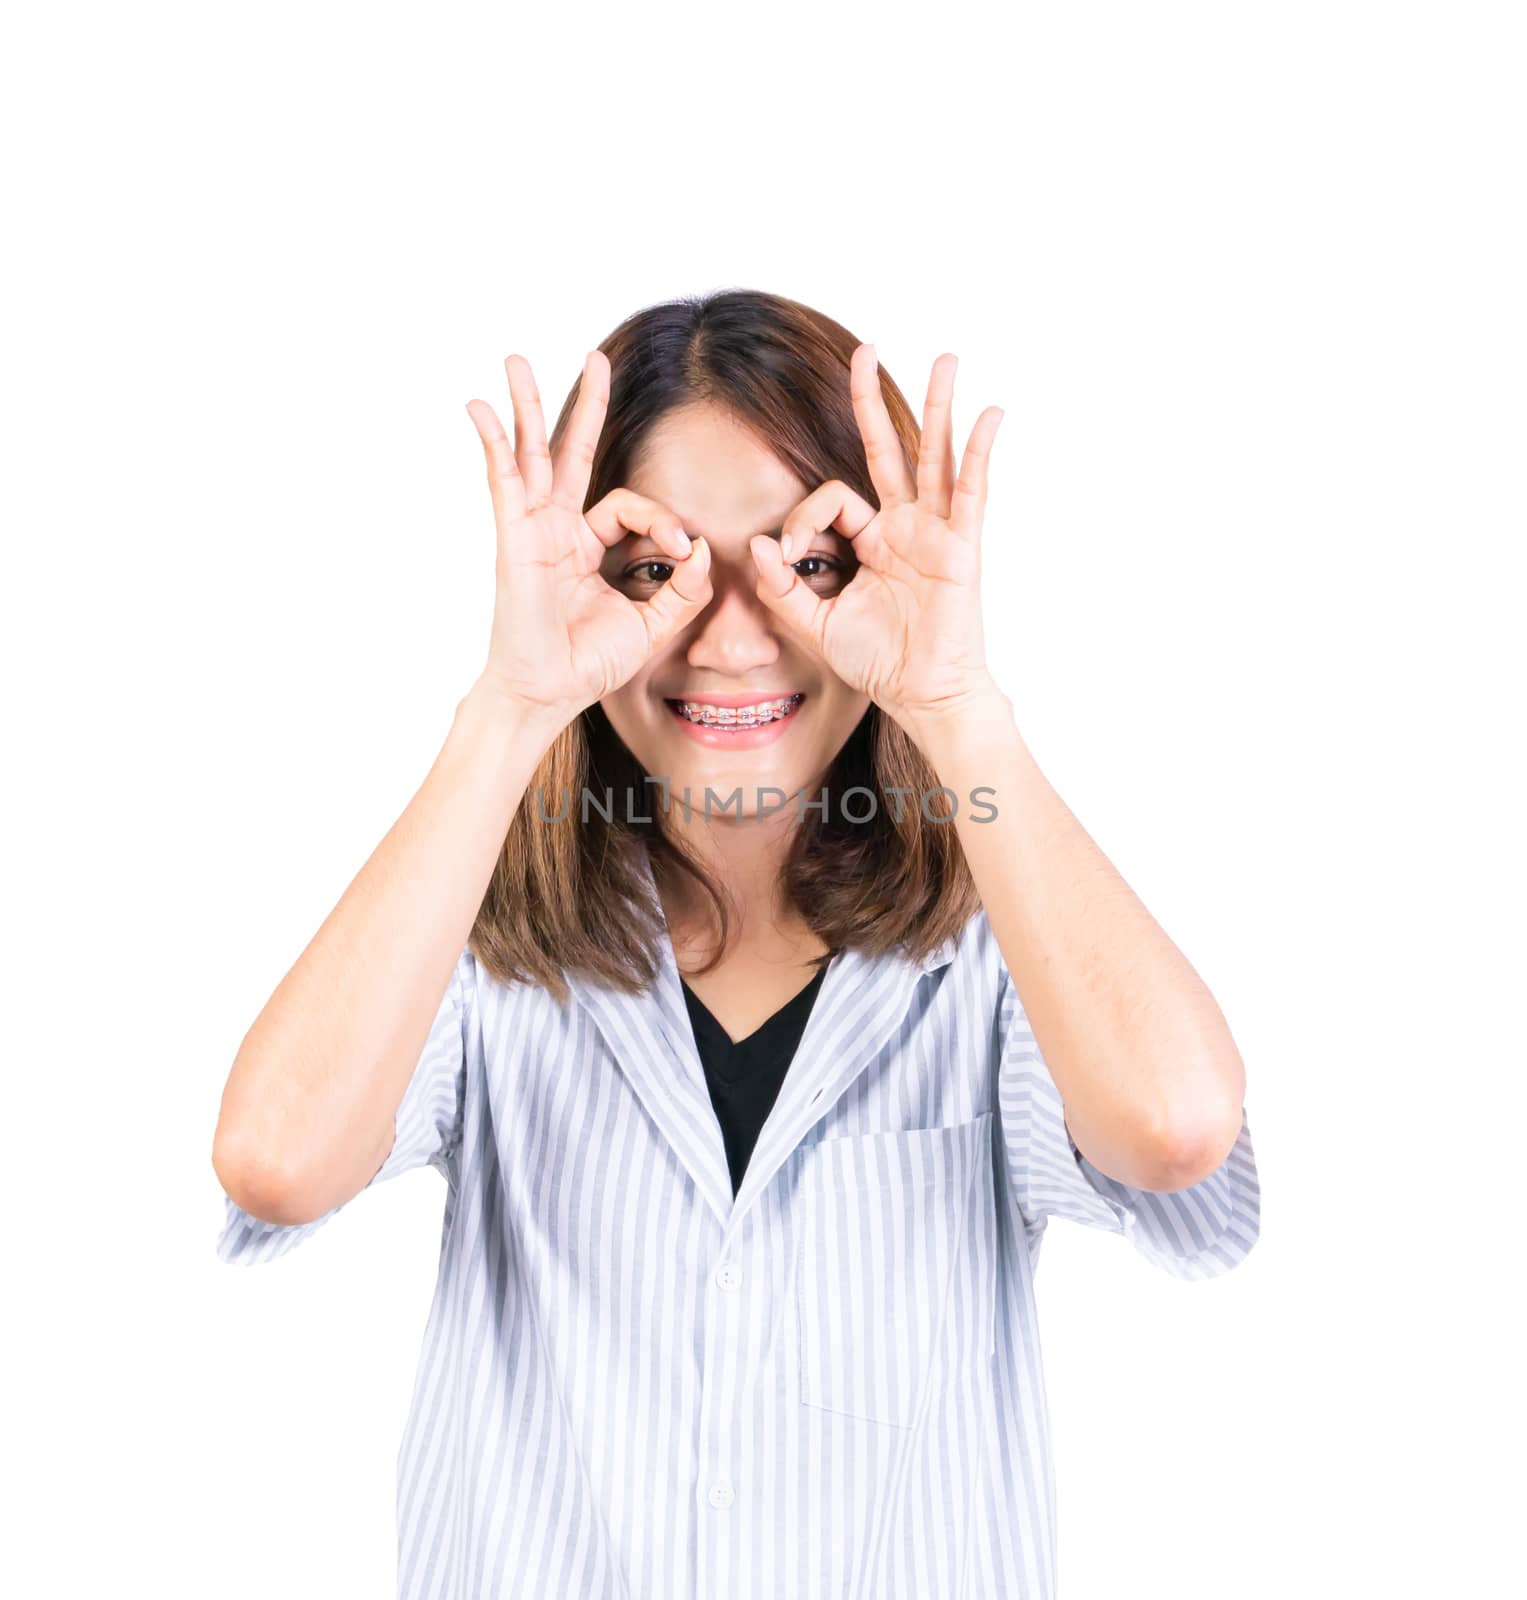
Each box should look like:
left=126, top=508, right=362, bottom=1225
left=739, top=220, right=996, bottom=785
left=622, top=561, right=674, bottom=587
left=793, top=555, right=837, bottom=580
left=794, top=554, right=854, bottom=589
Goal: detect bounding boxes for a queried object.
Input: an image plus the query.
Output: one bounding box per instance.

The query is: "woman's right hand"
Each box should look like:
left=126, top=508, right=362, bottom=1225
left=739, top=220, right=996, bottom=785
left=464, top=349, right=713, bottom=728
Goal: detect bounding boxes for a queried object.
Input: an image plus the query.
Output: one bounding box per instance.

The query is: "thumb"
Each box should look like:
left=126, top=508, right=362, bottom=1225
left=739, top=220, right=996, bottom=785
left=749, top=534, right=827, bottom=651
left=638, top=534, right=713, bottom=650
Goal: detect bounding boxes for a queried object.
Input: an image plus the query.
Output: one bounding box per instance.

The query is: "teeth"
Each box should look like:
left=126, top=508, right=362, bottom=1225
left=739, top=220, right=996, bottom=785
left=671, top=694, right=803, bottom=727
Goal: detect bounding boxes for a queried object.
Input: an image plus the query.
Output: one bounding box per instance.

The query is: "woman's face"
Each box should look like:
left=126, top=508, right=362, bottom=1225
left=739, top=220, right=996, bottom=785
left=598, top=402, right=868, bottom=819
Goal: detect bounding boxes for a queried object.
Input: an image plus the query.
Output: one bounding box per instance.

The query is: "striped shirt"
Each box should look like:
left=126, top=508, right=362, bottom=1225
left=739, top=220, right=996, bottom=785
left=217, top=858, right=1261, bottom=1599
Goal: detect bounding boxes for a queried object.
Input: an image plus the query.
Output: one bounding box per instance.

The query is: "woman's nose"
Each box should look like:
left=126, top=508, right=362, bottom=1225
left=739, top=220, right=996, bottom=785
left=683, top=561, right=781, bottom=675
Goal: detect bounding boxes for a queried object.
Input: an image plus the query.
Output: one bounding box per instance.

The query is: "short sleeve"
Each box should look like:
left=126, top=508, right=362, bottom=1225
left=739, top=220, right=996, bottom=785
left=215, top=946, right=475, bottom=1266
left=995, top=966, right=1260, bottom=1282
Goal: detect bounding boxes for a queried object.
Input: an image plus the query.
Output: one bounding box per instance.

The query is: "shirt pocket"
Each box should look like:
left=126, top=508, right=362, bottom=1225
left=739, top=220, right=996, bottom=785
left=796, top=1111, right=998, bottom=1429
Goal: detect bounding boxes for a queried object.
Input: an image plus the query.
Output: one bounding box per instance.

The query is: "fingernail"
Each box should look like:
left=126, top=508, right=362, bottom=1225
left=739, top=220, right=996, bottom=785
left=780, top=532, right=794, bottom=562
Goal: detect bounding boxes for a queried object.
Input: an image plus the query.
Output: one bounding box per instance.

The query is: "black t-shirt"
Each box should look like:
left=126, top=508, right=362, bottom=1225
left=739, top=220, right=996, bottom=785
left=681, top=963, right=829, bottom=1196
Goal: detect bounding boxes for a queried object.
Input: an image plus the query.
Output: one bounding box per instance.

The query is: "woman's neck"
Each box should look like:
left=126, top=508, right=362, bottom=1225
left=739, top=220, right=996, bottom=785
left=653, top=808, right=824, bottom=967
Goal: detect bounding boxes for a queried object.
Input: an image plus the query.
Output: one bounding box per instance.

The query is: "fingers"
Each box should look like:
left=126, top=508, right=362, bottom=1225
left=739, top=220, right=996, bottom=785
left=639, top=536, right=713, bottom=650
left=503, top=355, right=554, bottom=507
left=917, top=354, right=958, bottom=517
left=778, top=479, right=880, bottom=564
left=465, top=397, right=527, bottom=526
left=585, top=488, right=694, bottom=559
left=949, top=406, right=1004, bottom=543
left=550, top=350, right=611, bottom=514
left=850, top=343, right=917, bottom=508
left=748, top=533, right=830, bottom=652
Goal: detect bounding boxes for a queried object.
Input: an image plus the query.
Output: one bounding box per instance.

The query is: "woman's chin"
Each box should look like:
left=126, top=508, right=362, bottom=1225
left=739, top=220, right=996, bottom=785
left=647, top=750, right=808, bottom=822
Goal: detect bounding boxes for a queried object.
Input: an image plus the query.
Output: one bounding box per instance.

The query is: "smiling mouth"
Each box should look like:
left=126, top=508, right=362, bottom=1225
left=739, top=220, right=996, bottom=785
left=664, top=693, right=805, bottom=729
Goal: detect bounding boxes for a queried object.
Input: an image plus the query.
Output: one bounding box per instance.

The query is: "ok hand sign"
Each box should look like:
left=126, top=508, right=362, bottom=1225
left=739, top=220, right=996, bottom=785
left=748, top=345, right=1005, bottom=736
left=466, top=350, right=714, bottom=728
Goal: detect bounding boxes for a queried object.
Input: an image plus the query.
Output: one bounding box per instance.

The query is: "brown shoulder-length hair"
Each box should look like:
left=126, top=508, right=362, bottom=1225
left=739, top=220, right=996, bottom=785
left=470, top=288, right=979, bottom=1001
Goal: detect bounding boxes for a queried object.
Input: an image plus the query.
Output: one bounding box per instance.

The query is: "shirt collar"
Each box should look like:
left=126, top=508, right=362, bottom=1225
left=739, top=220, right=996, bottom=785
left=915, top=933, right=962, bottom=974
left=560, top=846, right=964, bottom=1235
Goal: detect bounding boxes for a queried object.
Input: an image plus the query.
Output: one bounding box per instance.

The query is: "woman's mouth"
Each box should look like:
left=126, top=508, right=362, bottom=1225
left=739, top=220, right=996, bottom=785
left=662, top=692, right=806, bottom=749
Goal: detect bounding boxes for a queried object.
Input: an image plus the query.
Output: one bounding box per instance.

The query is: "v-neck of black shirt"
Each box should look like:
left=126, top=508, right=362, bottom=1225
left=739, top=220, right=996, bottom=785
left=680, top=963, right=829, bottom=1194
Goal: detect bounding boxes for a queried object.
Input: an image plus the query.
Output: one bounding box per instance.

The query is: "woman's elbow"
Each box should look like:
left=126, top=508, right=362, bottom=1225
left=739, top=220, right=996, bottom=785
left=211, top=1124, right=325, bottom=1227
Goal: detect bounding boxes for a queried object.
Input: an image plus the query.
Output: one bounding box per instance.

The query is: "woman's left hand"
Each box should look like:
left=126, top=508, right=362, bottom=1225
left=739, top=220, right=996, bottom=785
left=749, top=343, right=1008, bottom=736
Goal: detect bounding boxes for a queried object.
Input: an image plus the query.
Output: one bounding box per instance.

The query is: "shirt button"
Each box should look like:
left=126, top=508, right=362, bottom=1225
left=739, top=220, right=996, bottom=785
left=707, top=1480, right=735, bottom=1509
left=715, top=1262, right=742, bottom=1292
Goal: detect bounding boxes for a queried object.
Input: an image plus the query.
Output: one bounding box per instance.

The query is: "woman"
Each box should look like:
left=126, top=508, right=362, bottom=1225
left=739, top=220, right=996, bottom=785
left=212, top=289, right=1259, bottom=1600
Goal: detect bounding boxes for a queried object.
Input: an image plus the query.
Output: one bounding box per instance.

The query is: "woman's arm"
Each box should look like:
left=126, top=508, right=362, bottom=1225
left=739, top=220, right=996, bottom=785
left=747, top=344, right=1245, bottom=1195
left=908, top=682, right=1247, bottom=1194
left=210, top=683, right=562, bottom=1226
left=212, top=348, right=713, bottom=1228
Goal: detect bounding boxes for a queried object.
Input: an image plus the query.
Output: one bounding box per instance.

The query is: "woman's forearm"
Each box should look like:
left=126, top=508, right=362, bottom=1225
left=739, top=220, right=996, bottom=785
left=908, top=681, right=1246, bottom=1192
left=211, top=681, right=564, bottom=1224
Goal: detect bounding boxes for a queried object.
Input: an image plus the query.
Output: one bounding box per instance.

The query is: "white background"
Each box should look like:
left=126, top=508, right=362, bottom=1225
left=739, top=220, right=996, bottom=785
left=4, top=1, right=1523, bottom=1595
